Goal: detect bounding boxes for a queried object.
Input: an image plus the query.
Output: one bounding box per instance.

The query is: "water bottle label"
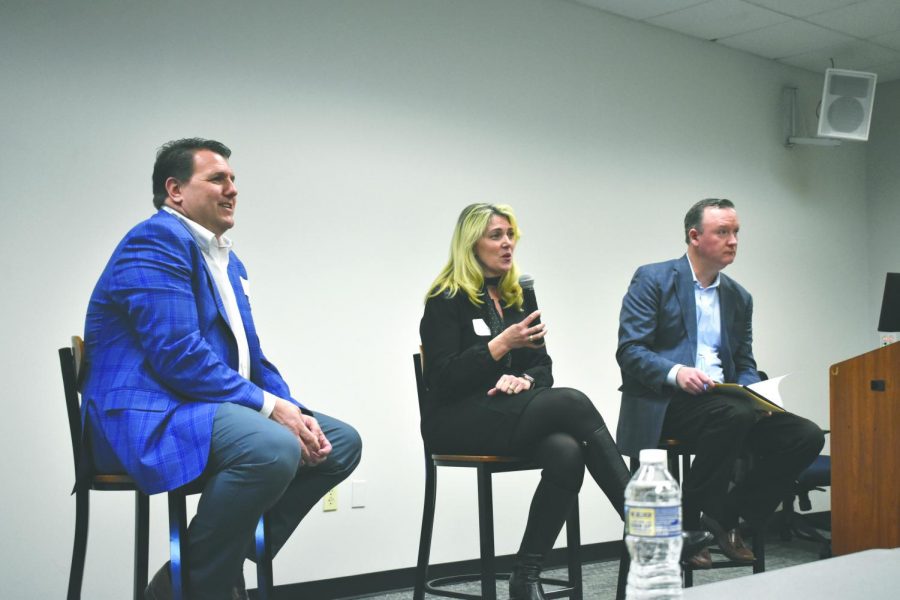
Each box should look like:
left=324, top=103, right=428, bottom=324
left=625, top=504, right=682, bottom=537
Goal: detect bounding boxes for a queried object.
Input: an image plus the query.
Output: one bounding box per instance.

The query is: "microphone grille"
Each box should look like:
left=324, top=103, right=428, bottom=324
left=518, top=273, right=535, bottom=290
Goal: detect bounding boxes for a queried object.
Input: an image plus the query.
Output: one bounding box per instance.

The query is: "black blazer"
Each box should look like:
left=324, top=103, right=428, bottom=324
left=419, top=290, right=552, bottom=454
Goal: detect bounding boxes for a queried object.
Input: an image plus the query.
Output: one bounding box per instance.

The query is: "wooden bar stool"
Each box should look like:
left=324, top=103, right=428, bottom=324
left=412, top=353, right=583, bottom=600
left=615, top=439, right=766, bottom=599
left=61, top=336, right=274, bottom=600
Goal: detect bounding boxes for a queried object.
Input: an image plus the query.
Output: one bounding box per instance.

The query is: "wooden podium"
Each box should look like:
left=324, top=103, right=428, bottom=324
left=829, top=342, right=900, bottom=555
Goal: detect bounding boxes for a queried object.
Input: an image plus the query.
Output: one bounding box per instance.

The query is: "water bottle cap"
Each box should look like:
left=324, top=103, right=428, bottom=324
left=639, top=449, right=667, bottom=464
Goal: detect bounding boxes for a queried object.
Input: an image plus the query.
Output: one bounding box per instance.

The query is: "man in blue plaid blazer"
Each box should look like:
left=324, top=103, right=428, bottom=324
left=82, top=138, right=362, bottom=599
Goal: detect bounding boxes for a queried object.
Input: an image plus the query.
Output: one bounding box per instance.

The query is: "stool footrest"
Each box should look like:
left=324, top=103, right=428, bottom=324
left=425, top=573, right=576, bottom=600
left=425, top=573, right=504, bottom=600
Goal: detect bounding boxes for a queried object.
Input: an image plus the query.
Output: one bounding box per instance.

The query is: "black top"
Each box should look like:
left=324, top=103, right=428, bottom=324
left=419, top=289, right=553, bottom=454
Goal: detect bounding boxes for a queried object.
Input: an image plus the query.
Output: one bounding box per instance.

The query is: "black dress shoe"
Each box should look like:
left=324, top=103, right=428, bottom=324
left=700, top=513, right=755, bottom=563
left=681, top=530, right=714, bottom=560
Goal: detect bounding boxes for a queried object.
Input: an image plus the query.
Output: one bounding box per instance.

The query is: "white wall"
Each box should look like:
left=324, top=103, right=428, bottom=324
left=0, top=0, right=878, bottom=597
left=867, top=80, right=900, bottom=325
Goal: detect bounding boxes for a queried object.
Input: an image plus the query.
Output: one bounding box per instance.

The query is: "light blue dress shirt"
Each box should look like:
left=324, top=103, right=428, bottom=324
left=666, top=255, right=724, bottom=386
left=694, top=271, right=724, bottom=383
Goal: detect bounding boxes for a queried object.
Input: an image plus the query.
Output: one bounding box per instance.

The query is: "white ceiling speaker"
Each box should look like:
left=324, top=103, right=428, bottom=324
left=817, top=68, right=877, bottom=141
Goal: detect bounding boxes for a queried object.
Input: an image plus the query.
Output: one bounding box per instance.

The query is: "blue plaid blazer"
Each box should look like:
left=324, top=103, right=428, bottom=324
left=82, top=210, right=304, bottom=494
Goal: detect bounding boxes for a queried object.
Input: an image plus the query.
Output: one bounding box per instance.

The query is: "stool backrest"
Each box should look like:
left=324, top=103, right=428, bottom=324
left=60, top=336, right=86, bottom=479
left=412, top=352, right=427, bottom=415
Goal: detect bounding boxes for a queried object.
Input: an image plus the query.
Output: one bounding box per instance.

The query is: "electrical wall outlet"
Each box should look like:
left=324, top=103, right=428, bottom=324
left=322, top=487, right=338, bottom=512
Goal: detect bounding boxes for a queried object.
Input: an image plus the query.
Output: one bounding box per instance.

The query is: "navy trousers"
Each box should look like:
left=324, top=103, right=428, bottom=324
left=186, top=403, right=362, bottom=599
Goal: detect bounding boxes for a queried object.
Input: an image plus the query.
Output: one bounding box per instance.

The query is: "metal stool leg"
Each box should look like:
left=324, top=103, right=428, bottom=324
left=476, top=465, right=497, bottom=600
left=679, top=451, right=694, bottom=588
left=752, top=523, right=766, bottom=574
left=414, top=458, right=437, bottom=600
left=255, top=514, right=273, bottom=600
left=565, top=502, right=583, bottom=600
left=168, top=493, right=189, bottom=600
left=615, top=529, right=629, bottom=600
left=616, top=457, right=641, bottom=600
left=134, top=492, right=149, bottom=600
left=67, top=487, right=89, bottom=600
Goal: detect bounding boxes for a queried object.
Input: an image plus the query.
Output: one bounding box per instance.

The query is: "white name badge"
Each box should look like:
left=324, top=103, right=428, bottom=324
left=472, top=318, right=491, bottom=336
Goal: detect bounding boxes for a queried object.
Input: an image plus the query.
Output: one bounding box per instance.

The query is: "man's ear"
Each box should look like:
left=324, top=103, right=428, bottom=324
left=688, top=228, right=700, bottom=245
left=165, top=177, right=183, bottom=205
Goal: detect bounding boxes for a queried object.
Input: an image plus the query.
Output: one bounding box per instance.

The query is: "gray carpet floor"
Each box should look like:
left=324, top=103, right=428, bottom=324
left=353, top=535, right=828, bottom=599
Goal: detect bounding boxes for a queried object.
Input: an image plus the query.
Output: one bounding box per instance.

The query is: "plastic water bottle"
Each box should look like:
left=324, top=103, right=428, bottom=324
left=625, top=448, right=683, bottom=599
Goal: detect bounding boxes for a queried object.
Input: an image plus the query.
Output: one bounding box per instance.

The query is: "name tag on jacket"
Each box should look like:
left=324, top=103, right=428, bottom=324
left=472, top=318, right=490, bottom=336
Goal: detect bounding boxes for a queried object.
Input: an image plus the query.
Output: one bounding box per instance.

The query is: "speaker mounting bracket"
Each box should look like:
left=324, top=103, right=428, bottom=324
left=783, top=87, right=842, bottom=148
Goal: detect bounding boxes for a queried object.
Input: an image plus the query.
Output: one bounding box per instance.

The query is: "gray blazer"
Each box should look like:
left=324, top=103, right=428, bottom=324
left=615, top=255, right=760, bottom=457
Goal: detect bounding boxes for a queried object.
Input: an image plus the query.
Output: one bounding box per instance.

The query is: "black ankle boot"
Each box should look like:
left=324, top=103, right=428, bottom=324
left=583, top=425, right=632, bottom=519
left=512, top=478, right=577, bottom=600
left=509, top=553, right=546, bottom=600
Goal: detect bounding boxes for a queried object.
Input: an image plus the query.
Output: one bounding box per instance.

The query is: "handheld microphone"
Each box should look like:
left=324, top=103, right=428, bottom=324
left=518, top=273, right=544, bottom=346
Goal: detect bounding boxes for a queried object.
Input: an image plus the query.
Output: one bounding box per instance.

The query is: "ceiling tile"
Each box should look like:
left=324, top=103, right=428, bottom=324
left=647, top=0, right=790, bottom=41
left=742, top=0, right=862, bottom=18
left=570, top=0, right=709, bottom=21
left=779, top=39, right=900, bottom=71
left=852, top=42, right=900, bottom=67
left=865, top=59, right=900, bottom=81
left=567, top=0, right=900, bottom=82
left=808, top=0, right=900, bottom=38
left=720, top=20, right=854, bottom=58
left=871, top=29, right=900, bottom=51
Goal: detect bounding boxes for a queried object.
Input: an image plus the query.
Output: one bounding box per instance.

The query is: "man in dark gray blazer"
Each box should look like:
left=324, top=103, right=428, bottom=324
left=616, top=198, right=823, bottom=567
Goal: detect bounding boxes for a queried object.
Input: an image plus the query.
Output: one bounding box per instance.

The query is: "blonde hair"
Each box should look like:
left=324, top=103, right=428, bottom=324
left=427, top=203, right=524, bottom=310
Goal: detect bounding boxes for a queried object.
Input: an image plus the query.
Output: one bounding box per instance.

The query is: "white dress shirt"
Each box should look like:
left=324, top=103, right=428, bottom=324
left=163, top=206, right=276, bottom=416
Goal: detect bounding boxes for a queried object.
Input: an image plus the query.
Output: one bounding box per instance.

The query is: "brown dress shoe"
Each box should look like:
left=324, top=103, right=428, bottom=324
left=684, top=548, right=713, bottom=569
left=700, top=514, right=756, bottom=564
left=726, top=528, right=756, bottom=562
left=681, top=531, right=714, bottom=559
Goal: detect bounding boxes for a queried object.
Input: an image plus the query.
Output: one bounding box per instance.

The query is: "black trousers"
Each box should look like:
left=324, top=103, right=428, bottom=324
left=661, top=391, right=824, bottom=530
left=506, top=387, right=630, bottom=557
